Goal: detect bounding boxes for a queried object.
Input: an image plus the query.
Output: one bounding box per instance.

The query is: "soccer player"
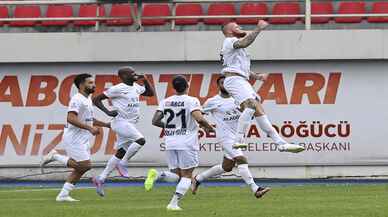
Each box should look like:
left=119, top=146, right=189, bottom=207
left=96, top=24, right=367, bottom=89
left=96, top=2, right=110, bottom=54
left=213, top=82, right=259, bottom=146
left=220, top=20, right=304, bottom=153
left=191, top=75, right=270, bottom=198
left=91, top=66, right=154, bottom=197
left=41, top=73, right=110, bottom=202
left=146, top=75, right=214, bottom=211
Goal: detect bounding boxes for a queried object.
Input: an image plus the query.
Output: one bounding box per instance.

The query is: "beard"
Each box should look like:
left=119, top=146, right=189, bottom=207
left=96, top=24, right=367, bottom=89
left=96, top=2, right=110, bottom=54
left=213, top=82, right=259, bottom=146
left=85, top=87, right=95, bottom=94
left=220, top=89, right=229, bottom=95
left=233, top=31, right=247, bottom=38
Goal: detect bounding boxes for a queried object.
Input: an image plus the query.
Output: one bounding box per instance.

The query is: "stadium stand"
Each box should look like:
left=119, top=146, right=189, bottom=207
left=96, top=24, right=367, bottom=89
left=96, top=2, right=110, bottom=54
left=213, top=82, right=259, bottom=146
left=0, top=1, right=388, bottom=31
left=42, top=5, right=73, bottom=26
left=9, top=5, right=41, bottom=27
left=368, top=1, right=388, bottom=23
left=175, top=3, right=203, bottom=25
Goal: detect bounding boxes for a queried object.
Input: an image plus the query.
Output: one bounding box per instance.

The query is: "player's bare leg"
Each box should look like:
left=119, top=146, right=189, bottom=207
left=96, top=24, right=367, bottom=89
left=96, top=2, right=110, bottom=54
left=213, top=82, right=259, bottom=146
left=116, top=138, right=146, bottom=177
left=192, top=157, right=233, bottom=194
left=236, top=98, right=305, bottom=153
left=57, top=160, right=91, bottom=202
left=167, top=168, right=193, bottom=211
left=234, top=156, right=270, bottom=198
left=92, top=148, right=126, bottom=197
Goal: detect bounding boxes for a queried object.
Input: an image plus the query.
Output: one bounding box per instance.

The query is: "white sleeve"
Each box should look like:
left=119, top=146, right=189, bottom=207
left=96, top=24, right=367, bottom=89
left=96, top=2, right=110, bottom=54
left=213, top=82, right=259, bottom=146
left=135, top=83, right=146, bottom=95
left=103, top=85, right=121, bottom=98
left=68, top=97, right=82, bottom=114
left=202, top=98, right=218, bottom=114
left=189, top=98, right=202, bottom=113
left=224, top=37, right=239, bottom=51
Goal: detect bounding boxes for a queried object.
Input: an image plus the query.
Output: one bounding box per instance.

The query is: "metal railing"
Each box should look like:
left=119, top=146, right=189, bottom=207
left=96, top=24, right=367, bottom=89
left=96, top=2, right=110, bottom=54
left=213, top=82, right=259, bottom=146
left=0, top=0, right=387, bottom=31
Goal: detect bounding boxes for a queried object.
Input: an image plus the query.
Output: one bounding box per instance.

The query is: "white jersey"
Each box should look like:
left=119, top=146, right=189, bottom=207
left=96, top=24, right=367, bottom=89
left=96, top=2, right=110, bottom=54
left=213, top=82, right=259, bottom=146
left=220, top=37, right=251, bottom=79
left=203, top=95, right=240, bottom=142
left=63, top=93, right=94, bottom=146
left=104, top=83, right=145, bottom=123
left=157, top=95, right=202, bottom=150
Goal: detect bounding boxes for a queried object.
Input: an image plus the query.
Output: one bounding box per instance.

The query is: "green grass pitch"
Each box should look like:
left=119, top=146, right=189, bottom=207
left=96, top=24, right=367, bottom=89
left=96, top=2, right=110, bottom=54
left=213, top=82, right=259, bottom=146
left=0, top=185, right=388, bottom=217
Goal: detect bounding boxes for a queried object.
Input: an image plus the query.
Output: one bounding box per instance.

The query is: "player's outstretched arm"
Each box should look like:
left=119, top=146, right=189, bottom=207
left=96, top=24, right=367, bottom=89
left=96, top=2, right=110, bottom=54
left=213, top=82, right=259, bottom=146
left=233, top=20, right=269, bottom=49
left=93, top=118, right=110, bottom=128
left=250, top=72, right=268, bottom=81
left=191, top=110, right=215, bottom=133
left=92, top=93, right=118, bottom=117
left=138, top=75, right=155, bottom=97
left=152, top=110, right=165, bottom=128
left=67, top=112, right=99, bottom=135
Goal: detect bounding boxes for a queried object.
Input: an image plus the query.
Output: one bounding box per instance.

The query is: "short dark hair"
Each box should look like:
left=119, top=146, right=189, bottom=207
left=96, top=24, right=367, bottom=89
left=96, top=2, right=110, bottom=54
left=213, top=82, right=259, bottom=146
left=118, top=66, right=135, bottom=75
left=172, top=75, right=188, bottom=93
left=216, top=75, right=226, bottom=85
left=74, top=73, right=92, bottom=89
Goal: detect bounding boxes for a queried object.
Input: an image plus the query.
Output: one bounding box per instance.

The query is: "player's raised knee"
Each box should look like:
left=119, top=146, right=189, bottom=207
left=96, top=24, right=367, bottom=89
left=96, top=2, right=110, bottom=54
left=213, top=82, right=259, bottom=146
left=136, top=138, right=146, bottom=146
left=235, top=156, right=248, bottom=165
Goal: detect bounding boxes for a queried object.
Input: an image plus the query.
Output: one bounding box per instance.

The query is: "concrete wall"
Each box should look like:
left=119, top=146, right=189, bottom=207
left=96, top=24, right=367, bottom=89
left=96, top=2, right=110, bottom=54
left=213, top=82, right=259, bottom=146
left=1, top=29, right=388, bottom=63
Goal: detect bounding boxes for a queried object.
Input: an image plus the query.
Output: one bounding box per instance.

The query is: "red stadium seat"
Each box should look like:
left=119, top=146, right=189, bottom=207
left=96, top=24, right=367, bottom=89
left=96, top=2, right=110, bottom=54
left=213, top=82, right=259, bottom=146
left=175, top=3, right=203, bottom=25
left=106, top=3, right=134, bottom=26
left=10, top=5, right=41, bottom=27
left=141, top=4, right=170, bottom=26
left=204, top=3, right=236, bottom=25
left=368, top=2, right=388, bottom=23
left=0, top=6, right=8, bottom=26
left=335, top=1, right=365, bottom=23
left=42, top=5, right=73, bottom=26
left=311, top=2, right=333, bottom=24
left=269, top=2, right=300, bottom=24
left=74, top=4, right=106, bottom=26
left=236, top=3, right=268, bottom=25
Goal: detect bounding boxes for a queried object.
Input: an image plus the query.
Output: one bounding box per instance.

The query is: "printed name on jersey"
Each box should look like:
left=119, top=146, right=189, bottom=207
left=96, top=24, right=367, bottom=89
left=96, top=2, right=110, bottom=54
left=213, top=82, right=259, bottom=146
left=165, top=101, right=185, bottom=107
left=223, top=115, right=239, bottom=122
left=164, top=128, right=187, bottom=136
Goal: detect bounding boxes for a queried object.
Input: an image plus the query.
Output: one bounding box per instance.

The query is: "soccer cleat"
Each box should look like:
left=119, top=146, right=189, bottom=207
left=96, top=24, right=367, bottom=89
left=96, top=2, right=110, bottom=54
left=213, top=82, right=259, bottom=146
left=254, top=187, right=271, bottom=199
left=278, top=143, right=305, bottom=153
left=116, top=162, right=129, bottom=178
left=56, top=195, right=80, bottom=202
left=232, top=143, right=248, bottom=149
left=92, top=176, right=105, bottom=197
left=40, top=149, right=58, bottom=174
left=191, top=176, right=201, bottom=195
left=144, top=169, right=158, bottom=191
left=166, top=204, right=182, bottom=211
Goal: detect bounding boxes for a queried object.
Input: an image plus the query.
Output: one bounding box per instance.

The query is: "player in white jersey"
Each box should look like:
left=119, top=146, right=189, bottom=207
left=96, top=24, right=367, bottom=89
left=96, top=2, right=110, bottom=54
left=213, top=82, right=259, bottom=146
left=145, top=75, right=214, bottom=211
left=220, top=20, right=304, bottom=153
left=41, top=74, right=110, bottom=202
left=191, top=75, right=270, bottom=198
left=91, top=66, right=154, bottom=196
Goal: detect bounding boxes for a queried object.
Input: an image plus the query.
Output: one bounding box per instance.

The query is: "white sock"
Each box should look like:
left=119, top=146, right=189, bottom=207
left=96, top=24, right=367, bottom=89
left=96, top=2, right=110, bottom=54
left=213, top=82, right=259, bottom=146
left=53, top=154, right=69, bottom=166
left=157, top=171, right=180, bottom=182
left=196, top=164, right=225, bottom=182
left=57, top=182, right=74, bottom=198
left=169, top=177, right=191, bottom=206
left=236, top=108, right=255, bottom=142
left=120, top=142, right=142, bottom=164
left=255, top=115, right=286, bottom=145
left=99, top=156, right=120, bottom=182
left=238, top=164, right=259, bottom=193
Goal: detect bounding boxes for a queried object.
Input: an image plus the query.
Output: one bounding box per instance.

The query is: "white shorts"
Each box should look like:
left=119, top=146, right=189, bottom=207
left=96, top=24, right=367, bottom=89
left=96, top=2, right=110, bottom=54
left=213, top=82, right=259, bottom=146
left=111, top=119, right=143, bottom=150
left=221, top=139, right=244, bottom=160
left=63, top=134, right=90, bottom=162
left=223, top=76, right=260, bottom=106
left=165, top=150, right=199, bottom=170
